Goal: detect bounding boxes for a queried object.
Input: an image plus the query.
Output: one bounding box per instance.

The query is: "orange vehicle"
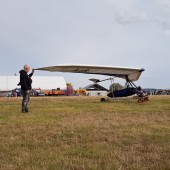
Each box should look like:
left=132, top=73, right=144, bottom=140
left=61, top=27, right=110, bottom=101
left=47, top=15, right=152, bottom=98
left=42, top=90, right=51, bottom=96
left=42, top=89, right=65, bottom=96
left=51, top=89, right=65, bottom=95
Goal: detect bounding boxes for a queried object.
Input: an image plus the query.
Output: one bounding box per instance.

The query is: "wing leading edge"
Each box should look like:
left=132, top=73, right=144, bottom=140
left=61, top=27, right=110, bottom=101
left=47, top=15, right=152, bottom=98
left=36, top=64, right=145, bottom=82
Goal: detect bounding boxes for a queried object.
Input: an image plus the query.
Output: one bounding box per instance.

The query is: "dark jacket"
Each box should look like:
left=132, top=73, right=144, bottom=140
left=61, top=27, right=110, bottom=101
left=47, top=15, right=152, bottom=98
left=18, top=70, right=33, bottom=91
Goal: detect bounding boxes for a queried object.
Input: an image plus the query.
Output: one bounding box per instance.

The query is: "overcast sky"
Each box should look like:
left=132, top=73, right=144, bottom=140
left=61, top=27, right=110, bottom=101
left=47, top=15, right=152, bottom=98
left=0, top=0, right=170, bottom=89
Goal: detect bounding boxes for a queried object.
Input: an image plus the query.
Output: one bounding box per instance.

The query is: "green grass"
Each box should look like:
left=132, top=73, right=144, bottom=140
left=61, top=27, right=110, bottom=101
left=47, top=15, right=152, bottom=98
left=0, top=96, right=170, bottom=170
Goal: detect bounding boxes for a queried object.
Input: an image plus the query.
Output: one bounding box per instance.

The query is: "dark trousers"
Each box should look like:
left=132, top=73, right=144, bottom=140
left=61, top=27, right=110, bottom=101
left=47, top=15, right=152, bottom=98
left=22, top=91, right=30, bottom=111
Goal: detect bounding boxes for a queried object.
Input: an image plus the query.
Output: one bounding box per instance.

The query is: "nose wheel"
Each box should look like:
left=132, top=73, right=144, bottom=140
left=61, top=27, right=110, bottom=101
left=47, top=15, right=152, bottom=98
left=101, top=98, right=106, bottom=102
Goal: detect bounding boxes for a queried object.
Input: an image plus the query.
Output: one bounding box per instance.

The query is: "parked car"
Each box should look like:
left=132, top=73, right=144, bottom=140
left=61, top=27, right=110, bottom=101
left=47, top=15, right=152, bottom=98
left=38, top=92, right=45, bottom=96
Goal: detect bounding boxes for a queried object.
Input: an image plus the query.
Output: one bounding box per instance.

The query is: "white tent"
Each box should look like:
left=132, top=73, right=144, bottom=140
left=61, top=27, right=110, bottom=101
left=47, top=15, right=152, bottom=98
left=0, top=76, right=66, bottom=91
left=32, top=76, right=66, bottom=90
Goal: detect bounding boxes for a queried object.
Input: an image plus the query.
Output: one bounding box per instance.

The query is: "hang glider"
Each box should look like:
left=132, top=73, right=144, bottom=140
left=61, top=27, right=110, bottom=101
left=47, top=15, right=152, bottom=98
left=36, top=64, right=145, bottom=82
left=36, top=64, right=148, bottom=102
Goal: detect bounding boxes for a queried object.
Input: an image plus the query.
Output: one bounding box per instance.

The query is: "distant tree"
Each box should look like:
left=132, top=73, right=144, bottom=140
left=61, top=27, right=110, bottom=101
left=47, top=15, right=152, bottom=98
left=109, top=83, right=124, bottom=91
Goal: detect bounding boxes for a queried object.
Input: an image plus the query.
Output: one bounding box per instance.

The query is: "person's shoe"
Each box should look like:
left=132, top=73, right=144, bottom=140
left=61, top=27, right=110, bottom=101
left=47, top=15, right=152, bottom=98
left=22, top=109, right=26, bottom=113
left=25, top=108, right=29, bottom=113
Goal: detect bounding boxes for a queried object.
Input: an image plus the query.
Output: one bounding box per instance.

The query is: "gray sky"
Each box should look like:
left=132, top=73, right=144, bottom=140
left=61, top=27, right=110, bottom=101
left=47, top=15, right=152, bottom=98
left=0, top=0, right=170, bottom=89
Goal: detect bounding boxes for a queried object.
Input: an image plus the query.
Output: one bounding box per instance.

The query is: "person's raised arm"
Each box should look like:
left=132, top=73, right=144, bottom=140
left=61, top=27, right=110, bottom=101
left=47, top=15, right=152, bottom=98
left=29, top=69, right=35, bottom=77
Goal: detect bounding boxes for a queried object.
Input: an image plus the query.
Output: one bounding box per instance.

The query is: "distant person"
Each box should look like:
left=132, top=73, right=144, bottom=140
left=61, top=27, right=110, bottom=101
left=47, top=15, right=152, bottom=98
left=18, top=65, right=35, bottom=113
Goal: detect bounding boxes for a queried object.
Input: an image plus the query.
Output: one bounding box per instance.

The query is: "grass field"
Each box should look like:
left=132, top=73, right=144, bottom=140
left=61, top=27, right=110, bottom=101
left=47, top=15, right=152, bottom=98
left=0, top=96, right=170, bottom=170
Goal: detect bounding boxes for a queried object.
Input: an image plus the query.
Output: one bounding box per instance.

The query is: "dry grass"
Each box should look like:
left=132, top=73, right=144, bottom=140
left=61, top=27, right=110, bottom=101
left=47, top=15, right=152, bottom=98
left=0, top=96, right=170, bottom=170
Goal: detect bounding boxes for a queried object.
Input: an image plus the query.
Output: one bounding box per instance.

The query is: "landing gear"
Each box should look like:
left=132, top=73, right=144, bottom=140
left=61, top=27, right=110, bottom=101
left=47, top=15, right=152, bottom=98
left=137, top=95, right=149, bottom=103
left=101, top=98, right=106, bottom=102
left=137, top=98, right=143, bottom=103
left=98, top=76, right=149, bottom=103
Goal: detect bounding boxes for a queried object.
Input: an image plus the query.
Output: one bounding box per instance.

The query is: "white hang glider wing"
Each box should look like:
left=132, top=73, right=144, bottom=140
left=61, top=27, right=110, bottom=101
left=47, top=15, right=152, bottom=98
left=36, top=64, right=145, bottom=82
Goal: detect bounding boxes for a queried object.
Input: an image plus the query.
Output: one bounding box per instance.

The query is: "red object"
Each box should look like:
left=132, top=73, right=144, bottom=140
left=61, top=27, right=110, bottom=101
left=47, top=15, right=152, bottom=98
left=67, top=86, right=73, bottom=96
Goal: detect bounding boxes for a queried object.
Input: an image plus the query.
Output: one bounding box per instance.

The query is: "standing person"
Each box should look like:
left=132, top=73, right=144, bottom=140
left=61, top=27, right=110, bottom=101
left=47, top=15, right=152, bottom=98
left=19, top=65, right=35, bottom=113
